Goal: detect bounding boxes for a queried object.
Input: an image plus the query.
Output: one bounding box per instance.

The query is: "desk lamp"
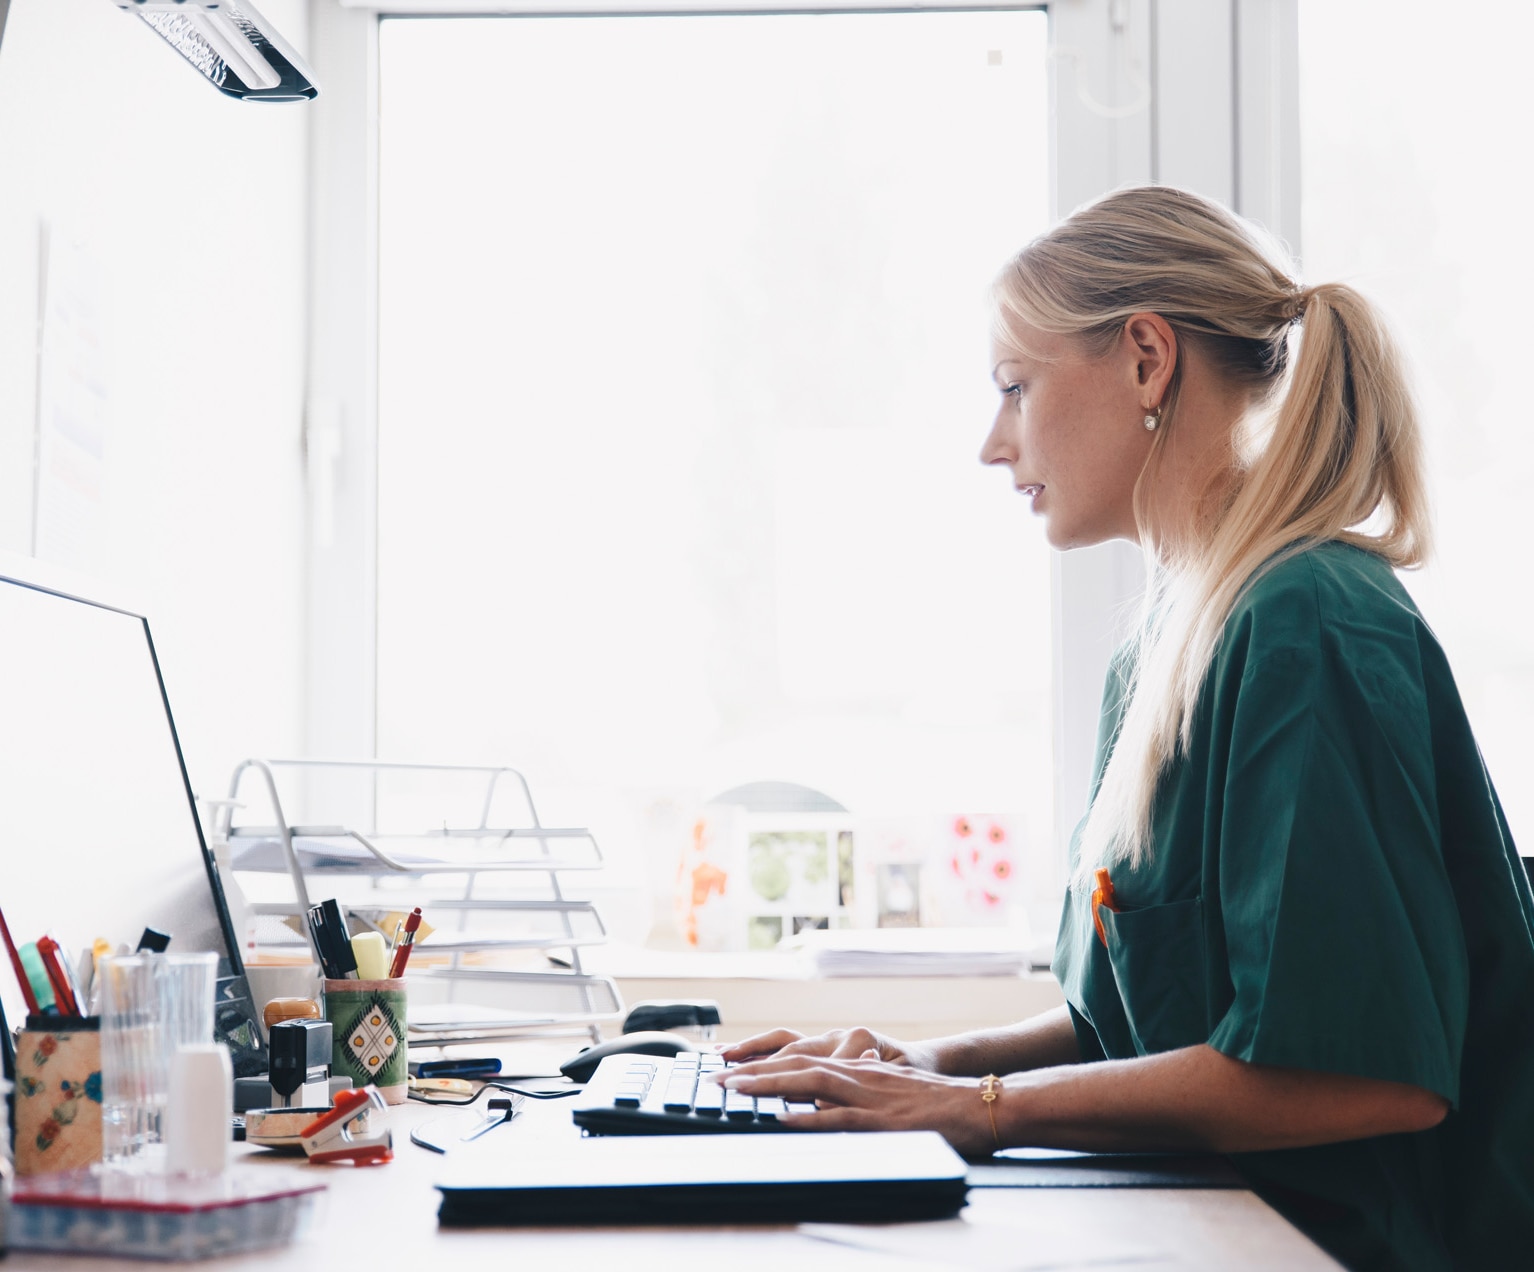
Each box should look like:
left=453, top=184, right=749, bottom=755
left=0, top=0, right=315, bottom=101
left=110, top=0, right=318, bottom=101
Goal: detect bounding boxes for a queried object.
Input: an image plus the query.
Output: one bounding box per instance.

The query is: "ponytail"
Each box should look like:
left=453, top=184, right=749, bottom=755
left=992, top=188, right=1431, bottom=881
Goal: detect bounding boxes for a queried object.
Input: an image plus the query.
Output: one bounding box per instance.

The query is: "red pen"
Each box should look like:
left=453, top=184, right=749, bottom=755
left=388, top=907, right=422, bottom=979
left=1091, top=867, right=1120, bottom=948
left=36, top=935, right=81, bottom=1017
left=0, top=904, right=41, bottom=1015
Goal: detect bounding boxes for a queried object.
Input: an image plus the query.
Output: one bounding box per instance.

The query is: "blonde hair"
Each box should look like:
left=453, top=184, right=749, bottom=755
left=992, top=186, right=1430, bottom=880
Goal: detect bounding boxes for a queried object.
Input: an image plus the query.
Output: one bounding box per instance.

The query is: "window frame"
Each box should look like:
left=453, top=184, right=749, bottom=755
left=301, top=0, right=1300, bottom=907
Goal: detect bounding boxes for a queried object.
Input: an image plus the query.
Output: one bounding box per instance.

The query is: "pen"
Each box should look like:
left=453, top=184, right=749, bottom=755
left=305, top=905, right=332, bottom=976
left=306, top=904, right=333, bottom=976
left=0, top=903, right=42, bottom=1015
left=36, top=935, right=81, bottom=1017
left=86, top=937, right=112, bottom=1015
left=1091, top=867, right=1120, bottom=947
left=20, top=942, right=59, bottom=1016
left=388, top=907, right=422, bottom=979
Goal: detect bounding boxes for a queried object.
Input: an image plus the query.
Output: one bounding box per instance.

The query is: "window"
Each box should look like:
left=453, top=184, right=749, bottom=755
left=374, top=12, right=1055, bottom=936
left=1299, top=0, right=1534, bottom=848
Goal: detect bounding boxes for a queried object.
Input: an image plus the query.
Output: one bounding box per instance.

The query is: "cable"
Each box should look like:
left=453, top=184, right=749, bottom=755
left=408, top=1079, right=581, bottom=1107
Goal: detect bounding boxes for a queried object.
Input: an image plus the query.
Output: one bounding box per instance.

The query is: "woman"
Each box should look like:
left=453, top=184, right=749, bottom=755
left=718, top=186, right=1534, bottom=1270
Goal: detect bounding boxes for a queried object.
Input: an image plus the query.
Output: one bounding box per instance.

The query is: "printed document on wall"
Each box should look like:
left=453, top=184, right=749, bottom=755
left=32, top=227, right=110, bottom=573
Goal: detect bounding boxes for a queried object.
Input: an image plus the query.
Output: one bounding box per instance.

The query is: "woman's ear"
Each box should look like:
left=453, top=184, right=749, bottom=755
left=1124, top=312, right=1178, bottom=406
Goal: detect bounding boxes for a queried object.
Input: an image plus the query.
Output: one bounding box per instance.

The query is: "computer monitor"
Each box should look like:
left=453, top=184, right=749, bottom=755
left=0, top=565, right=265, bottom=1078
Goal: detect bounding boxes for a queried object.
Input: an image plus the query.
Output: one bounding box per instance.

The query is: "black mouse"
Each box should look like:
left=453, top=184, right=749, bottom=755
left=559, top=1031, right=701, bottom=1084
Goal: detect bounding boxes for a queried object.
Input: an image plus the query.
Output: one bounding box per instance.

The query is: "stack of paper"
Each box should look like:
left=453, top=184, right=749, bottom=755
left=791, top=927, right=1031, bottom=977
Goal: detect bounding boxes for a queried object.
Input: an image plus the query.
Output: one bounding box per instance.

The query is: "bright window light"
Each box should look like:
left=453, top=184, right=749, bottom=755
left=1300, top=0, right=1534, bottom=848
left=376, top=12, right=1053, bottom=921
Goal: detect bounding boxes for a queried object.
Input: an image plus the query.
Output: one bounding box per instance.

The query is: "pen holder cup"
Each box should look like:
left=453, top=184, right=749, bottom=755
left=323, top=979, right=407, bottom=1105
left=13, top=1018, right=103, bottom=1176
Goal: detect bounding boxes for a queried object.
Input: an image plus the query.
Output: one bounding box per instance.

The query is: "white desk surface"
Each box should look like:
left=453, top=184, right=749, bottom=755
left=7, top=1081, right=1340, bottom=1271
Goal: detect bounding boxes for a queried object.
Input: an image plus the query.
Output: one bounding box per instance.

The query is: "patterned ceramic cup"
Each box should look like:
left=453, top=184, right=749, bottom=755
left=14, top=1020, right=104, bottom=1175
left=323, top=979, right=407, bottom=1104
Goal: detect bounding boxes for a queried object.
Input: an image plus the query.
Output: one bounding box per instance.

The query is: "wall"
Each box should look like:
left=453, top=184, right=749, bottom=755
left=0, top=0, right=311, bottom=806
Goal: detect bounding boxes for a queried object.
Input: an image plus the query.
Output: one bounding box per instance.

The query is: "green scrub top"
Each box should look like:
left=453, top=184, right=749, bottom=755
left=1052, top=542, right=1534, bottom=1271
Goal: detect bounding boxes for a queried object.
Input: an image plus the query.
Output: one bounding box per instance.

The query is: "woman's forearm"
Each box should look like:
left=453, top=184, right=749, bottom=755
left=723, top=1038, right=1449, bottom=1157
left=994, top=1044, right=1449, bottom=1153
left=924, top=1004, right=1081, bottom=1077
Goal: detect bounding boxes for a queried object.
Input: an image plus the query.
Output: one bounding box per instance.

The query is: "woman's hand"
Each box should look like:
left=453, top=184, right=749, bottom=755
left=718, top=1052, right=997, bottom=1157
left=720, top=1026, right=937, bottom=1070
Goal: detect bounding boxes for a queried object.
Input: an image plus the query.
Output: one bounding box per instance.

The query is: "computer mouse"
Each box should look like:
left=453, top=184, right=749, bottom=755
left=559, top=1031, right=702, bottom=1084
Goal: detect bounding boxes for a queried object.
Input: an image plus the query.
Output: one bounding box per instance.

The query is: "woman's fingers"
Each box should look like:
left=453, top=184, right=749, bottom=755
left=781, top=1105, right=875, bottom=1132
left=722, top=1056, right=893, bottom=1109
left=828, top=1028, right=883, bottom=1059
left=723, top=1056, right=990, bottom=1153
left=719, top=1028, right=805, bottom=1062
left=721, top=1026, right=918, bottom=1067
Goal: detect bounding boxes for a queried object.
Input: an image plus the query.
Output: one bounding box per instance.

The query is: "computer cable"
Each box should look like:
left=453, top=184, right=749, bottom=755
left=408, top=1078, right=581, bottom=1107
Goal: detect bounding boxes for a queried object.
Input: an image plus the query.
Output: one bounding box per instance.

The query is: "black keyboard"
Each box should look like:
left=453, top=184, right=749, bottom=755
left=572, top=1052, right=821, bottom=1135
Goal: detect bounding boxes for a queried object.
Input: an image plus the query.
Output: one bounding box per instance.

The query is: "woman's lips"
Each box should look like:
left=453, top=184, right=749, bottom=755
left=1018, top=484, right=1044, bottom=499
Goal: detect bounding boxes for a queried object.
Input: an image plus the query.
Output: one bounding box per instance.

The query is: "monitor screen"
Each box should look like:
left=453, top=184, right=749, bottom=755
left=0, top=571, right=264, bottom=1077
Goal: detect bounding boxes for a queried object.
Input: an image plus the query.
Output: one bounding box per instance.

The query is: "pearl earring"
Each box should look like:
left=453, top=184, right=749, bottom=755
left=1142, top=407, right=1161, bottom=432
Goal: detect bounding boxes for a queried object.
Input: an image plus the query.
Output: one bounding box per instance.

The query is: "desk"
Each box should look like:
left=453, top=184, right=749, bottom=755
left=7, top=1088, right=1340, bottom=1270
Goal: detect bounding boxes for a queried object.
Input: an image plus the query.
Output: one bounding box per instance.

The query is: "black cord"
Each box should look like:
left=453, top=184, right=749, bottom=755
left=408, top=1079, right=582, bottom=1107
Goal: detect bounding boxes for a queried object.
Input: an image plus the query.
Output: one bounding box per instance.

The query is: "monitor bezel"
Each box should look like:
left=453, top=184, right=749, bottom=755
left=0, top=562, right=262, bottom=1073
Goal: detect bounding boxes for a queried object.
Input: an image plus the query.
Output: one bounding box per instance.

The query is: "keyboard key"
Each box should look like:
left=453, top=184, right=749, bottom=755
left=755, top=1097, right=787, bottom=1121
left=613, top=1093, right=643, bottom=1108
left=724, top=1092, right=756, bottom=1121
left=787, top=1101, right=818, bottom=1115
left=664, top=1076, right=697, bottom=1104
left=693, top=1085, right=724, bottom=1115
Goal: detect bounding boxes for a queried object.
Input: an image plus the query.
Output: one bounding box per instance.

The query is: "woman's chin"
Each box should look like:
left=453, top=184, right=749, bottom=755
left=1044, top=520, right=1125, bottom=553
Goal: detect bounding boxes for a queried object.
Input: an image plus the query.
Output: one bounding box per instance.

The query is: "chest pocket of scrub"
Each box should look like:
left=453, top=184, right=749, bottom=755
left=1099, top=897, right=1209, bottom=1055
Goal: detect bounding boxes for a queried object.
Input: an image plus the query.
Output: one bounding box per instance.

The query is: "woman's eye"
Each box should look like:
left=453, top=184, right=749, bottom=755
left=1001, top=383, right=1024, bottom=398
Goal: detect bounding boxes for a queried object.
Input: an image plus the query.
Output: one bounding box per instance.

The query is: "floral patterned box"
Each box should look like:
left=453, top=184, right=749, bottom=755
left=14, top=1023, right=103, bottom=1176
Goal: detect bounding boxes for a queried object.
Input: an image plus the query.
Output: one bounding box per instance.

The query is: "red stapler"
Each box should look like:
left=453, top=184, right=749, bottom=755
left=298, top=1086, right=393, bottom=1166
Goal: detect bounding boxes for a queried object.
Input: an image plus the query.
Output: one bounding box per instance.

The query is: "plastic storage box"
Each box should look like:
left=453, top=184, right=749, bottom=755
left=10, top=1166, right=325, bottom=1260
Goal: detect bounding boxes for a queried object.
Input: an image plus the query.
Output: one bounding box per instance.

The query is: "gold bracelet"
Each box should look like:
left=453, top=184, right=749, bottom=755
left=979, top=1074, right=1001, bottom=1149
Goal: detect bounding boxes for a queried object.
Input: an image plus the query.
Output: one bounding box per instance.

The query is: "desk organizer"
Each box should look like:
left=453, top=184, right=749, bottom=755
left=13, top=1019, right=103, bottom=1176
left=9, top=1166, right=325, bottom=1260
left=217, top=758, right=622, bottom=1048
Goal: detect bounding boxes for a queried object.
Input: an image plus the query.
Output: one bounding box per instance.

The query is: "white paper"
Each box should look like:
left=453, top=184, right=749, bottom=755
left=800, top=1214, right=1165, bottom=1270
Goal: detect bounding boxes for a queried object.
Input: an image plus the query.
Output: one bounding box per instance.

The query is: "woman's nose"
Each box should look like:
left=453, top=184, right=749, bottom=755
left=979, top=412, right=1014, bottom=467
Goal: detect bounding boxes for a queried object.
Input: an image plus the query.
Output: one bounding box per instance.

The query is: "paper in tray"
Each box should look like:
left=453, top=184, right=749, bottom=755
left=10, top=1166, right=326, bottom=1260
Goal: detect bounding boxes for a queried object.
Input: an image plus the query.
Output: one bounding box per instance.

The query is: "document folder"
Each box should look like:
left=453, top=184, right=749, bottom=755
left=434, top=1130, right=968, bottom=1226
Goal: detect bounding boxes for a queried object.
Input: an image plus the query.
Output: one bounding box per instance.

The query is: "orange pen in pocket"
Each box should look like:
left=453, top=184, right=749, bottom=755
left=1091, top=868, right=1120, bottom=946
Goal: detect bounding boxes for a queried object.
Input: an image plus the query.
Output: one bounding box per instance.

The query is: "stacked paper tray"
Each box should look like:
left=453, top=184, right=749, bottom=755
left=10, top=1167, right=325, bottom=1260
